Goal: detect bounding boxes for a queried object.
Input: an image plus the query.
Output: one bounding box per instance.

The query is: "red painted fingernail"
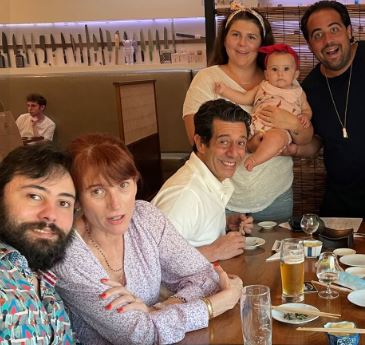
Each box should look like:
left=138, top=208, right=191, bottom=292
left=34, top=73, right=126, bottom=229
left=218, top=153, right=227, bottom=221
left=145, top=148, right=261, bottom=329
left=117, top=307, right=124, bottom=313
left=99, top=293, right=107, bottom=299
left=213, top=261, right=220, bottom=267
left=100, top=278, right=108, bottom=283
left=104, top=304, right=112, bottom=310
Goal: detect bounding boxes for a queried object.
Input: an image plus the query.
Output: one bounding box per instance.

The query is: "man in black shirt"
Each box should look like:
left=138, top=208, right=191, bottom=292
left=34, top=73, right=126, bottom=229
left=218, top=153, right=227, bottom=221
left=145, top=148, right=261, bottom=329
left=294, top=1, right=365, bottom=217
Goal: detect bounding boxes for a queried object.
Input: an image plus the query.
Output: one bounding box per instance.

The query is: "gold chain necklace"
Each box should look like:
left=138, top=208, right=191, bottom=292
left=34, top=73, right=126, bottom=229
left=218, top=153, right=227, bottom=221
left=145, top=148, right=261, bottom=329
left=324, top=63, right=353, bottom=139
left=85, top=224, right=124, bottom=272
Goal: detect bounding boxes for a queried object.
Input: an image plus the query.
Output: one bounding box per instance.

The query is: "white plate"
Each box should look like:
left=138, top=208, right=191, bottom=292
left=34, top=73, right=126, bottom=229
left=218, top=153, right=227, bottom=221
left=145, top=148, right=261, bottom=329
left=258, top=221, right=277, bottom=230
left=333, top=248, right=356, bottom=256
left=272, top=303, right=319, bottom=324
left=245, top=237, right=266, bottom=250
left=347, top=289, right=365, bottom=307
left=340, top=254, right=365, bottom=267
left=345, top=267, right=365, bottom=278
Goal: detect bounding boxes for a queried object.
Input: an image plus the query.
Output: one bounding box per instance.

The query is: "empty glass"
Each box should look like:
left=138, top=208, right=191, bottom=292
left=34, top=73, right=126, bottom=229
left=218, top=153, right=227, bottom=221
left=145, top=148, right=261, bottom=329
left=316, top=252, right=342, bottom=299
left=300, top=213, right=320, bottom=239
left=241, top=285, right=272, bottom=345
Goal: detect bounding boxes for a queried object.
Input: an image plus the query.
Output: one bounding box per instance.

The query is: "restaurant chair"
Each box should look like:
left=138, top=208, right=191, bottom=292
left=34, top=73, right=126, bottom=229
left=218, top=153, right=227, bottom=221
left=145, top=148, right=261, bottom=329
left=0, top=110, right=23, bottom=161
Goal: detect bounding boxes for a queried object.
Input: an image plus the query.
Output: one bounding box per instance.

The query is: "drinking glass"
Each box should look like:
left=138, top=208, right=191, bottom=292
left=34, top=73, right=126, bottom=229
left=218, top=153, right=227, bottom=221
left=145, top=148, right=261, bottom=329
left=300, top=213, right=320, bottom=239
left=241, top=285, right=272, bottom=345
left=280, top=238, right=304, bottom=302
left=316, top=252, right=341, bottom=299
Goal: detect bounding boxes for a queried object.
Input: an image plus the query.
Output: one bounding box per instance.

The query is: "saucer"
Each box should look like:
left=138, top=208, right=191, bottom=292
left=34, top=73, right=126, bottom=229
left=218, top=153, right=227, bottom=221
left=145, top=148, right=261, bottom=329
left=340, top=254, right=365, bottom=267
left=348, top=289, right=365, bottom=307
left=258, top=221, right=277, bottom=230
left=245, top=237, right=265, bottom=250
left=333, top=248, right=356, bottom=257
left=272, top=303, right=319, bottom=324
left=345, top=267, right=365, bottom=278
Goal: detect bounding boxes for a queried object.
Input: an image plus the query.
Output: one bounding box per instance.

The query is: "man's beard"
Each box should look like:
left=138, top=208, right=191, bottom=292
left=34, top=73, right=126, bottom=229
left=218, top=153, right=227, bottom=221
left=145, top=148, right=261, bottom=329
left=0, top=202, right=73, bottom=271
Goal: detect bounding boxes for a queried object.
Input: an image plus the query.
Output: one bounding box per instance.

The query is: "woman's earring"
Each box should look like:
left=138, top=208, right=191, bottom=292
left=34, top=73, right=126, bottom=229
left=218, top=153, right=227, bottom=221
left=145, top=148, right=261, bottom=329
left=74, top=206, right=82, bottom=214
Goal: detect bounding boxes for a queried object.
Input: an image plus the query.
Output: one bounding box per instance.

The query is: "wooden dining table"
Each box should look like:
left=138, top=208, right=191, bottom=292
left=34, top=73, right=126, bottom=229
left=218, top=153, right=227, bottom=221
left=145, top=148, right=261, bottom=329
left=179, top=223, right=365, bottom=345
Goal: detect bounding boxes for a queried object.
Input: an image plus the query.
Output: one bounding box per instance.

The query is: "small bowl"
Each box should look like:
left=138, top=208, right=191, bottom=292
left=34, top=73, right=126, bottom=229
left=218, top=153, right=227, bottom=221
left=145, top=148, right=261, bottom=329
left=333, top=248, right=356, bottom=257
left=324, top=322, right=359, bottom=345
left=257, top=221, right=277, bottom=230
left=303, top=240, right=322, bottom=258
left=321, top=227, right=354, bottom=239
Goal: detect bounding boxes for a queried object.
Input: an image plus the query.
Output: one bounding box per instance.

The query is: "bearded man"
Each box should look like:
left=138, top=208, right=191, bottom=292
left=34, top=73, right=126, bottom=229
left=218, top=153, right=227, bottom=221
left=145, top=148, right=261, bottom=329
left=0, top=143, right=76, bottom=343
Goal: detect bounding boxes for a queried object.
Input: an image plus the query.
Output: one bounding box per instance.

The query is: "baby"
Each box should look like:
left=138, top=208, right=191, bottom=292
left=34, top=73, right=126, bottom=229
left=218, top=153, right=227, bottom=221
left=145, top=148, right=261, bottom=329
left=215, top=43, right=312, bottom=171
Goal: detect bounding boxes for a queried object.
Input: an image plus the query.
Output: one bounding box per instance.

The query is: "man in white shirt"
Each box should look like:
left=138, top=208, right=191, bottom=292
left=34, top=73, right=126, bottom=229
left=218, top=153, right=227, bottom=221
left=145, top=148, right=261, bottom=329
left=16, top=93, right=56, bottom=141
left=153, top=99, right=253, bottom=262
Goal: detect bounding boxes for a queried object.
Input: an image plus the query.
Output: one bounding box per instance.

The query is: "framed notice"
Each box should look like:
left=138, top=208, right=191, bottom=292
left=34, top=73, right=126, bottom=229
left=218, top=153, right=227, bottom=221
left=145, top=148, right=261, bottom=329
left=115, top=80, right=158, bottom=146
left=114, top=80, right=162, bottom=200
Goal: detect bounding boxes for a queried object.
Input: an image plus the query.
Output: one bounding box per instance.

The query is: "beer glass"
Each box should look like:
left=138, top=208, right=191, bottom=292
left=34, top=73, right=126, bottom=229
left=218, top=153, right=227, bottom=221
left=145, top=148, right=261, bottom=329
left=280, top=238, right=304, bottom=302
left=316, top=252, right=341, bottom=299
left=241, top=285, right=272, bottom=345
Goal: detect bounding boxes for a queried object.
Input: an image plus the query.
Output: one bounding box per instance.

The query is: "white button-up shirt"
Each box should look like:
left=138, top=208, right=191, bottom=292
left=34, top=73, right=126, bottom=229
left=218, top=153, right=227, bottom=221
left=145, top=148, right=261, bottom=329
left=152, top=152, right=234, bottom=247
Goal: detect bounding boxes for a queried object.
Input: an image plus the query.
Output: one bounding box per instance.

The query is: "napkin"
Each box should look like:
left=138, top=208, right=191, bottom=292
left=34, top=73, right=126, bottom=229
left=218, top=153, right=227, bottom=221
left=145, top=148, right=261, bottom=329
left=279, top=222, right=291, bottom=230
left=337, top=272, right=365, bottom=291
left=266, top=252, right=280, bottom=262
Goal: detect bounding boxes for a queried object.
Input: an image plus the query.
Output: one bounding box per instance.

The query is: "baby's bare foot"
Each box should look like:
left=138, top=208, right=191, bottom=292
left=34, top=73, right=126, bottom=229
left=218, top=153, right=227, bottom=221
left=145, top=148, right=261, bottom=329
left=244, top=157, right=257, bottom=171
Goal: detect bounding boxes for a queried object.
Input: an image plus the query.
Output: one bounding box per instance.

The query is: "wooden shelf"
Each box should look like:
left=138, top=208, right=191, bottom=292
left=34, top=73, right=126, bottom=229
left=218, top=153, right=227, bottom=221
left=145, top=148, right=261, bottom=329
left=0, top=63, right=206, bottom=76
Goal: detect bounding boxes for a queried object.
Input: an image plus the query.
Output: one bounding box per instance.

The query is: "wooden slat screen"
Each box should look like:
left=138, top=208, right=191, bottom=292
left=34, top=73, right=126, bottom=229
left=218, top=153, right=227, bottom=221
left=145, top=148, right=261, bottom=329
left=216, top=4, right=365, bottom=81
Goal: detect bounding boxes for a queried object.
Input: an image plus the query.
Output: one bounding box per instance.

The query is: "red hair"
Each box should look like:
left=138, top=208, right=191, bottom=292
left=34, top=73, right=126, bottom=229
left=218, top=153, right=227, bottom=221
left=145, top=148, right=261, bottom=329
left=259, top=43, right=299, bottom=69
left=67, top=133, right=140, bottom=193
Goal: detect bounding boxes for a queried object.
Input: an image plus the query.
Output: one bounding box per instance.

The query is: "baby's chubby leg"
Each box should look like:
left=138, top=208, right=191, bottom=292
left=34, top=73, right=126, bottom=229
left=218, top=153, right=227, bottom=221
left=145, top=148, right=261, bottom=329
left=244, top=129, right=290, bottom=171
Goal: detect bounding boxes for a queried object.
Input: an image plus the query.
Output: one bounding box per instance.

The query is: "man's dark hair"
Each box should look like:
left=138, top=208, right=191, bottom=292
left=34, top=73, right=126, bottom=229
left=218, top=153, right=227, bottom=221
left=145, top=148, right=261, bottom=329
left=300, top=1, right=352, bottom=42
left=26, top=93, right=47, bottom=107
left=193, top=99, right=251, bottom=152
left=0, top=143, right=71, bottom=199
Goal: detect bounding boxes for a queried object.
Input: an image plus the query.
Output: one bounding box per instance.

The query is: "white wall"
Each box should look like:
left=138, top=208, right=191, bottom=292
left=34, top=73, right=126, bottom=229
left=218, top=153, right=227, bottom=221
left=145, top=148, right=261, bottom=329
left=0, top=0, right=205, bottom=24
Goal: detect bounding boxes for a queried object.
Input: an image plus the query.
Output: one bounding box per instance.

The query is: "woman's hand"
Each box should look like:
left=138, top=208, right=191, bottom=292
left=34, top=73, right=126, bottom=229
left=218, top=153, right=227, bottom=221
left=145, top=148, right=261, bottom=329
left=281, top=143, right=299, bottom=157
left=226, top=213, right=253, bottom=235
left=100, top=278, right=150, bottom=313
left=247, top=132, right=263, bottom=153
left=207, top=264, right=243, bottom=318
left=256, top=105, right=313, bottom=144
left=255, top=105, right=299, bottom=131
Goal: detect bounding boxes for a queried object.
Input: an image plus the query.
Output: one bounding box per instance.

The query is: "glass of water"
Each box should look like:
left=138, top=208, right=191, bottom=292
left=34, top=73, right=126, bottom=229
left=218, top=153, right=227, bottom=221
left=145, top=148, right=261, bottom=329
left=241, top=285, right=272, bottom=345
left=316, top=252, right=341, bottom=299
left=300, top=213, right=320, bottom=239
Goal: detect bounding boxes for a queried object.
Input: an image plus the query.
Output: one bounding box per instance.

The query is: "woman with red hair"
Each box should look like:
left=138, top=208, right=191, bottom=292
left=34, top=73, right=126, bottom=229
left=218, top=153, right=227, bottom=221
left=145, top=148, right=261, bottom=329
left=53, top=133, right=242, bottom=345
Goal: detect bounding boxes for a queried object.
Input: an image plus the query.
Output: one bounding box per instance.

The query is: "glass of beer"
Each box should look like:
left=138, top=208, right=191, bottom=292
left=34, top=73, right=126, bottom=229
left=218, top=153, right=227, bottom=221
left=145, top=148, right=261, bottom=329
left=280, top=238, right=304, bottom=302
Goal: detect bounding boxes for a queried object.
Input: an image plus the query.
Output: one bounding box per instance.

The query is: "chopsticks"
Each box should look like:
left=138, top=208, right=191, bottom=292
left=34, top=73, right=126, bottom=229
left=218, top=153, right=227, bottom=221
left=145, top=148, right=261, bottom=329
left=297, top=327, right=365, bottom=334
left=311, top=280, right=352, bottom=293
left=272, top=306, right=340, bottom=319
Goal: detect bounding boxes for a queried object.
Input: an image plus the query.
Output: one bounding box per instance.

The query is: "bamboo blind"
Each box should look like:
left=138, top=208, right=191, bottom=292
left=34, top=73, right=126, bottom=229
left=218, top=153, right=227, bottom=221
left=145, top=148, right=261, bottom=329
left=217, top=4, right=365, bottom=81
